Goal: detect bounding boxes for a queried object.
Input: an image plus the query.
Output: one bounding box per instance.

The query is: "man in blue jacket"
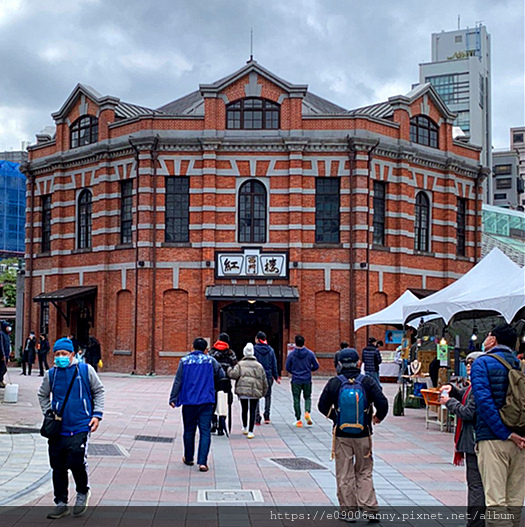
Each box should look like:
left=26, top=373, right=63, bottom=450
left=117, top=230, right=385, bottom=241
left=471, top=324, right=525, bottom=526
left=38, top=337, right=105, bottom=519
left=286, top=334, right=319, bottom=427
left=0, top=321, right=12, bottom=388
left=169, top=338, right=224, bottom=472
left=254, top=331, right=280, bottom=425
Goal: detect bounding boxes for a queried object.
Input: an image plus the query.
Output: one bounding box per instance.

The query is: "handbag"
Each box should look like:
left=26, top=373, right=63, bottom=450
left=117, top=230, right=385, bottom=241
left=41, top=366, right=78, bottom=439
left=216, top=390, right=228, bottom=417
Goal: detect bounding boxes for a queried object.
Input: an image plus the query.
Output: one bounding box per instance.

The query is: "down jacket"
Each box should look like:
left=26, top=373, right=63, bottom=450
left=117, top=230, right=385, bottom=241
left=228, top=357, right=268, bottom=399
left=471, top=346, right=521, bottom=442
left=445, top=385, right=476, bottom=454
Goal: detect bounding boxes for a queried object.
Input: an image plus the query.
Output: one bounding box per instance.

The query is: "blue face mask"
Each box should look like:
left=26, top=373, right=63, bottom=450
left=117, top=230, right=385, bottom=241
left=54, top=356, right=71, bottom=368
left=481, top=342, right=485, bottom=352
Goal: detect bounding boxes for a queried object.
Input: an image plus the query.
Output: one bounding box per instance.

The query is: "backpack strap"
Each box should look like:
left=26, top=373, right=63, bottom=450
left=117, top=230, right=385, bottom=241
left=488, top=353, right=515, bottom=371
left=337, top=374, right=348, bottom=385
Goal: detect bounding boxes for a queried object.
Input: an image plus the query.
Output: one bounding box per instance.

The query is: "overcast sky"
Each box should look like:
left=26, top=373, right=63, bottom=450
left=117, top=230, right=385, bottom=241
left=0, top=0, right=523, bottom=152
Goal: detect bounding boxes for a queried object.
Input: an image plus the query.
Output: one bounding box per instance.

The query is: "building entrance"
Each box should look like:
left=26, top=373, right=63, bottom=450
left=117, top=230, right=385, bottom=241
left=220, top=301, right=283, bottom=372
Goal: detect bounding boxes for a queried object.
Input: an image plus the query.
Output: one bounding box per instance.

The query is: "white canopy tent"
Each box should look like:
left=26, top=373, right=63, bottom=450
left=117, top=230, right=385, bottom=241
left=354, top=290, right=438, bottom=331
left=402, top=248, right=523, bottom=324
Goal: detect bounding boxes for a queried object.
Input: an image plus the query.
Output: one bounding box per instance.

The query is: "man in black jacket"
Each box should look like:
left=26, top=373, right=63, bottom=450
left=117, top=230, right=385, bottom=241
left=361, top=337, right=382, bottom=387
left=318, top=348, right=388, bottom=521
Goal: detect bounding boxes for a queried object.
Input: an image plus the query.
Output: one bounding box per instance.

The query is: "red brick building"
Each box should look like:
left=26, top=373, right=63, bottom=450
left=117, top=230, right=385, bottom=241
left=24, top=61, right=484, bottom=373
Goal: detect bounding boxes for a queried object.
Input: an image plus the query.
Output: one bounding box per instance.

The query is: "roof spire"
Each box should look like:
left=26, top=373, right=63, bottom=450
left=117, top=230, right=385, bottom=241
left=250, top=28, right=254, bottom=62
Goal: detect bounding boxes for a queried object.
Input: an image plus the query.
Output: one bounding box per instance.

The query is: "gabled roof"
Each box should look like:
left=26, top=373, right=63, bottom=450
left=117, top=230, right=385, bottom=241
left=115, top=101, right=163, bottom=119
left=303, top=92, right=347, bottom=114
left=347, top=101, right=393, bottom=119
left=157, top=90, right=203, bottom=115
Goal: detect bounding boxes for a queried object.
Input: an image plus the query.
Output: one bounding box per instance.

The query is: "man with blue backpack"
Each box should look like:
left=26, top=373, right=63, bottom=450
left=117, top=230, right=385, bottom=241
left=38, top=337, right=105, bottom=519
left=318, top=348, right=388, bottom=522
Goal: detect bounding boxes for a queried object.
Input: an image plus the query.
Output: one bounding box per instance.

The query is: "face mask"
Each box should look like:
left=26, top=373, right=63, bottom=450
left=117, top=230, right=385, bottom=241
left=54, top=356, right=70, bottom=368
left=481, top=342, right=485, bottom=352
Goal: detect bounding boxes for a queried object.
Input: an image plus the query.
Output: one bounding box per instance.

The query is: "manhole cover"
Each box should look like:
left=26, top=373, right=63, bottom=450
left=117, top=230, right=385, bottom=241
left=270, top=457, right=327, bottom=471
left=5, top=426, right=41, bottom=434
left=198, top=490, right=263, bottom=503
left=88, top=444, right=125, bottom=457
left=134, top=435, right=174, bottom=443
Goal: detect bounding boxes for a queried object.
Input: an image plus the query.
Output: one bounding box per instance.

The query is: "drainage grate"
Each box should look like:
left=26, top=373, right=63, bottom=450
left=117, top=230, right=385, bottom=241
left=270, top=457, right=327, bottom=471
left=88, top=444, right=125, bottom=457
left=134, top=435, right=174, bottom=443
left=5, top=426, right=41, bottom=434
left=198, top=489, right=263, bottom=503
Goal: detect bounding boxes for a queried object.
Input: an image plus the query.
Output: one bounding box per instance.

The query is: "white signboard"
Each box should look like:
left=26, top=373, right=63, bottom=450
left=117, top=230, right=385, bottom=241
left=216, top=249, right=288, bottom=279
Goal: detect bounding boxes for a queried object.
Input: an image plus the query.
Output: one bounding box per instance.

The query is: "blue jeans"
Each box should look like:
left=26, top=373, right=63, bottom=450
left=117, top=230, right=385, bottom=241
left=366, top=371, right=381, bottom=388
left=182, top=403, right=214, bottom=466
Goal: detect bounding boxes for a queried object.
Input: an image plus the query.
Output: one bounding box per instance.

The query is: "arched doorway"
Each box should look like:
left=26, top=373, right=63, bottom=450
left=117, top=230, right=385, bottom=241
left=220, top=301, right=283, bottom=372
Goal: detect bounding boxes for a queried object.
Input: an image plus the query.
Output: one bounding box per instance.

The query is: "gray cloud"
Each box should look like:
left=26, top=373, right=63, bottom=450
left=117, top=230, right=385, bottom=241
left=0, top=0, right=522, bottom=150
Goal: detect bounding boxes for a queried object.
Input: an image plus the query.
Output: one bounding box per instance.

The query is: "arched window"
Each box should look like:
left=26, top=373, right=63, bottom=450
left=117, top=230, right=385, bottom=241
left=238, top=180, right=267, bottom=243
left=70, top=115, right=98, bottom=148
left=414, top=191, right=430, bottom=252
left=77, top=189, right=92, bottom=249
left=226, top=98, right=280, bottom=130
left=409, top=115, right=439, bottom=148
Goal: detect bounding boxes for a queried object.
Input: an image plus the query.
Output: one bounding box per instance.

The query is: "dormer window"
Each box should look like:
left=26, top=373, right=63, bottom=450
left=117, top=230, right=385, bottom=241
left=409, top=115, right=439, bottom=148
left=226, top=98, right=280, bottom=130
left=70, top=115, right=98, bottom=148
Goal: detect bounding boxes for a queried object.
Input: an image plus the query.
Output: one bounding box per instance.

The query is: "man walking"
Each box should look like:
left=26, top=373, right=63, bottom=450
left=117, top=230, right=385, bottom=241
left=334, top=342, right=349, bottom=372
left=253, top=331, right=280, bottom=424
left=285, top=335, right=319, bottom=427
left=471, top=324, right=525, bottom=527
left=22, top=331, right=37, bottom=375
left=169, top=337, right=224, bottom=472
left=0, top=321, right=12, bottom=388
left=38, top=337, right=105, bottom=519
left=361, top=337, right=382, bottom=387
left=85, top=336, right=101, bottom=372
left=318, top=348, right=388, bottom=521
left=37, top=334, right=50, bottom=376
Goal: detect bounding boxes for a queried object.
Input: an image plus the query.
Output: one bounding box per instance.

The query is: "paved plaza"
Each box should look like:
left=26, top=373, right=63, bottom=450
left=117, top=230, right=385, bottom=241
left=0, top=370, right=468, bottom=509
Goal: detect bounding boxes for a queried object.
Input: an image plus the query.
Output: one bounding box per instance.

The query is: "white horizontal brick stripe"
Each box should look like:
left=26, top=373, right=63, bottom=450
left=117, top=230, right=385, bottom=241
left=50, top=233, right=75, bottom=240
left=189, top=206, right=236, bottom=212
left=93, top=227, right=120, bottom=235
left=92, top=210, right=120, bottom=218
left=94, top=193, right=120, bottom=201
left=385, top=229, right=414, bottom=238
left=51, top=217, right=75, bottom=224
left=271, top=188, right=315, bottom=195
left=353, top=225, right=369, bottom=231
left=432, top=219, right=453, bottom=227
left=190, top=188, right=236, bottom=194
left=269, top=207, right=315, bottom=213
left=49, top=200, right=76, bottom=208
left=353, top=169, right=369, bottom=176
left=432, top=236, right=459, bottom=243
left=138, top=187, right=154, bottom=194
left=385, top=212, right=415, bottom=221
left=289, top=168, right=303, bottom=175
left=269, top=225, right=315, bottom=230
left=189, top=224, right=235, bottom=230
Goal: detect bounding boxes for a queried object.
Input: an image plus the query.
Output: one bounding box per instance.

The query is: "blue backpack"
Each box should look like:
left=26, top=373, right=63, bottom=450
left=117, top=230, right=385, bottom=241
left=336, top=374, right=368, bottom=434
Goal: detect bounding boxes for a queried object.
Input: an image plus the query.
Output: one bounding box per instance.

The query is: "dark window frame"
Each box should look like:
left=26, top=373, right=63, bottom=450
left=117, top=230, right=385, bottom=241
left=238, top=180, right=267, bottom=243
left=70, top=115, right=99, bottom=149
left=120, top=180, right=133, bottom=245
left=410, top=115, right=439, bottom=149
left=414, top=191, right=430, bottom=252
left=41, top=194, right=52, bottom=253
left=226, top=98, right=280, bottom=130
left=315, top=177, right=340, bottom=244
left=77, top=189, right=92, bottom=249
left=165, top=176, right=190, bottom=243
left=373, top=181, right=386, bottom=246
left=457, top=197, right=466, bottom=257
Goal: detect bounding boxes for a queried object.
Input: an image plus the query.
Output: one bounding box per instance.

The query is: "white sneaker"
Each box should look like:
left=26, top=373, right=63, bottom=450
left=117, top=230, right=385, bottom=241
left=241, top=427, right=248, bottom=435
left=247, top=432, right=254, bottom=439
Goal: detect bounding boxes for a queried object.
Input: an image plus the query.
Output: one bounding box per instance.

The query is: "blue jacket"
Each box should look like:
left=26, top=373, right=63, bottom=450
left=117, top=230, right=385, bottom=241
left=471, top=346, right=520, bottom=442
left=285, top=346, right=319, bottom=384
left=0, top=322, right=11, bottom=361
left=39, top=362, right=105, bottom=436
left=169, top=351, right=224, bottom=407
left=254, top=343, right=279, bottom=382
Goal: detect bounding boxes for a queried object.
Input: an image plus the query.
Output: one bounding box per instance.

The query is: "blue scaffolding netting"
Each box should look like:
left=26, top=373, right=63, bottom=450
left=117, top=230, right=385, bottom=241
left=0, top=159, right=25, bottom=254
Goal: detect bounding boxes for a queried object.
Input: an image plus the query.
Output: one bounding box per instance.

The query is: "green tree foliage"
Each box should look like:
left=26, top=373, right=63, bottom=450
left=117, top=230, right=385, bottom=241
left=0, top=266, right=17, bottom=307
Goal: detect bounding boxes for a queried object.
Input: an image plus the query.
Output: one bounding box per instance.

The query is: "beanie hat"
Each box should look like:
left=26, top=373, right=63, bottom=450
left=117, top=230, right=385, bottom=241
left=466, top=351, right=484, bottom=362
left=53, top=338, right=75, bottom=353
left=243, top=343, right=255, bottom=357
left=338, top=347, right=359, bottom=364
left=491, top=323, right=518, bottom=349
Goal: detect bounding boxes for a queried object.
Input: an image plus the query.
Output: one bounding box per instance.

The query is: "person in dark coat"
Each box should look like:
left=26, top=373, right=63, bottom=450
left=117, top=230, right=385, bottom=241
left=22, top=331, right=37, bottom=375
left=0, top=321, right=12, bottom=387
left=85, top=336, right=101, bottom=372
left=37, top=334, right=51, bottom=376
left=439, top=352, right=485, bottom=527
left=67, top=334, right=80, bottom=354
left=333, top=342, right=349, bottom=372
left=209, top=332, right=237, bottom=435
left=318, top=348, right=388, bottom=519
left=361, top=337, right=382, bottom=387
left=253, top=331, right=280, bottom=424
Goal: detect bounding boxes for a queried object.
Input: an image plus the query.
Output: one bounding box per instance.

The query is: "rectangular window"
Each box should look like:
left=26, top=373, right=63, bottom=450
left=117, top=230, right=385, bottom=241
left=456, top=198, right=466, bottom=257
left=165, top=176, right=189, bottom=243
left=513, top=133, right=524, bottom=144
left=41, top=195, right=51, bottom=253
left=40, top=301, right=49, bottom=335
left=496, top=178, right=512, bottom=190
left=120, top=180, right=133, bottom=245
left=493, top=164, right=512, bottom=175
left=494, top=193, right=507, bottom=200
left=315, top=178, right=340, bottom=244
left=373, top=181, right=386, bottom=246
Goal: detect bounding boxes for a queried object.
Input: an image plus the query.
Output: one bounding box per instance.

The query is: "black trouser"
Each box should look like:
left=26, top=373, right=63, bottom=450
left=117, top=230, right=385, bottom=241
left=38, top=354, right=49, bottom=375
left=22, top=361, right=32, bottom=375
left=240, top=399, right=258, bottom=433
left=0, top=359, right=6, bottom=383
left=466, top=452, right=485, bottom=527
left=256, top=379, right=273, bottom=423
left=86, top=356, right=98, bottom=372
left=48, top=432, right=90, bottom=504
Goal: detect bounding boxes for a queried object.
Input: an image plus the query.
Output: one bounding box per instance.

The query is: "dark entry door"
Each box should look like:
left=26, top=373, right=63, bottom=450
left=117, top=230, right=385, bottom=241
left=220, top=301, right=283, bottom=372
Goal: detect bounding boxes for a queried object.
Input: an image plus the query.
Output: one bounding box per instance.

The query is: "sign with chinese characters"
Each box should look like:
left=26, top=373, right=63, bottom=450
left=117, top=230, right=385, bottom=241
left=216, top=249, right=288, bottom=279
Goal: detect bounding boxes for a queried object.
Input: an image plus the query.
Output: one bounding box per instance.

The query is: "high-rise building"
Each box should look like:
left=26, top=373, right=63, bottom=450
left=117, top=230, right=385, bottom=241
left=510, top=127, right=525, bottom=207
left=419, top=24, right=492, bottom=201
left=492, top=150, right=521, bottom=209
